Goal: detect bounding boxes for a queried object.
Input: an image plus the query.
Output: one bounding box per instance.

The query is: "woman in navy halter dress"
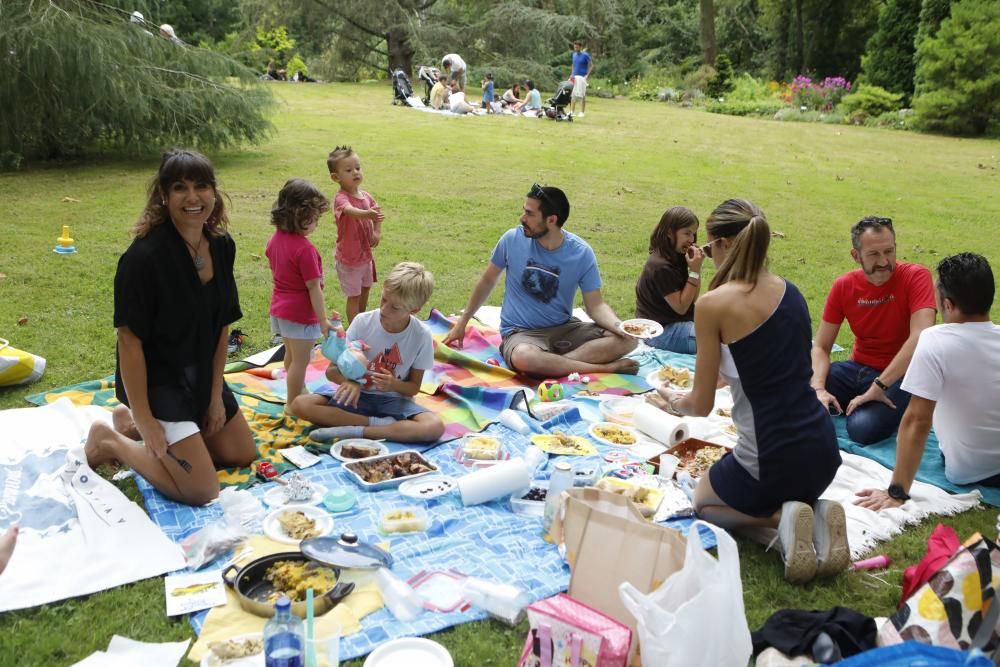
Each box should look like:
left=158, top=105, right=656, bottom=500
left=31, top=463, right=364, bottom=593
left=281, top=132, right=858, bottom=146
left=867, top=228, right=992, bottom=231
left=650, top=199, right=846, bottom=583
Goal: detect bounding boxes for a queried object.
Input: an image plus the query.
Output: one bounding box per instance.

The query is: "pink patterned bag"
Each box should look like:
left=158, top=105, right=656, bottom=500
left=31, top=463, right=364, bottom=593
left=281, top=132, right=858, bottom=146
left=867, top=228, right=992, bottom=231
left=518, top=593, right=632, bottom=667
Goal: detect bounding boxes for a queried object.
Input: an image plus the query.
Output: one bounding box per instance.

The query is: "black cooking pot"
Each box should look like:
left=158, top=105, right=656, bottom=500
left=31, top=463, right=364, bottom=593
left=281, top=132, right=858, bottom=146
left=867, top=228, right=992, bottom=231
left=222, top=551, right=355, bottom=619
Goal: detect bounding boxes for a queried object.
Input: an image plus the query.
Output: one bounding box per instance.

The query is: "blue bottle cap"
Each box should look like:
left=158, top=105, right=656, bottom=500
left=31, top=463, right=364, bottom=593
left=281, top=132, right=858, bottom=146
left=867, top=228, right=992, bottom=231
left=275, top=595, right=291, bottom=610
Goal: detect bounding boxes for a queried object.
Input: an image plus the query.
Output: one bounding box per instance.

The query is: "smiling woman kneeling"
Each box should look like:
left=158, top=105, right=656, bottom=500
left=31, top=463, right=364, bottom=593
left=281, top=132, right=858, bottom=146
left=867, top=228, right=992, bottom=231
left=648, top=199, right=847, bottom=583
left=84, top=150, right=257, bottom=506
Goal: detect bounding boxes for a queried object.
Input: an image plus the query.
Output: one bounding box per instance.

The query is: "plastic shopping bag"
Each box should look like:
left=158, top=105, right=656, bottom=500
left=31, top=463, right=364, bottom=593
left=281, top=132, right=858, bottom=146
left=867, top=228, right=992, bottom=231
left=619, top=520, right=752, bottom=667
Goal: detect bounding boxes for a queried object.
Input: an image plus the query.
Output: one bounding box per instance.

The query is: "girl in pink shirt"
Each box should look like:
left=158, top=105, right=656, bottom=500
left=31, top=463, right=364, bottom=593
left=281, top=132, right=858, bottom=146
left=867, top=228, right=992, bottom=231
left=327, top=145, right=384, bottom=323
left=266, top=179, right=332, bottom=412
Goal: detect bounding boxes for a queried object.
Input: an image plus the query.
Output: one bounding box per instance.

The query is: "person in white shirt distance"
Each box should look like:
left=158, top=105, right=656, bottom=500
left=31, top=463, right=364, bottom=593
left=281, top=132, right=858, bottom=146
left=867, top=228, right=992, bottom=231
left=856, top=252, right=1000, bottom=510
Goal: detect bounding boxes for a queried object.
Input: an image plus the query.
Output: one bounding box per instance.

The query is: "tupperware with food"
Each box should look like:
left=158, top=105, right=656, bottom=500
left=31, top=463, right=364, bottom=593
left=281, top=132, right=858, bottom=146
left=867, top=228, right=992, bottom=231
left=458, top=435, right=503, bottom=461
left=509, top=481, right=548, bottom=517
left=379, top=506, right=429, bottom=534
left=342, top=450, right=439, bottom=491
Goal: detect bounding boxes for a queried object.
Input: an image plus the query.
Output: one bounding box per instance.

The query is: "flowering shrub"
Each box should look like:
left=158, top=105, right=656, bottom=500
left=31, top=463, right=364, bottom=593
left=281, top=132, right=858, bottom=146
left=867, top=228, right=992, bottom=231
left=790, top=75, right=853, bottom=111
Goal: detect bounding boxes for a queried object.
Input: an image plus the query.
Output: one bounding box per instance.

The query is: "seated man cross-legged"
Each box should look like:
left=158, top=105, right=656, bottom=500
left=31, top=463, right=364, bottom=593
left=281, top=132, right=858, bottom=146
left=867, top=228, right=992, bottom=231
left=443, top=184, right=637, bottom=378
left=811, top=216, right=936, bottom=444
left=857, top=253, right=1000, bottom=510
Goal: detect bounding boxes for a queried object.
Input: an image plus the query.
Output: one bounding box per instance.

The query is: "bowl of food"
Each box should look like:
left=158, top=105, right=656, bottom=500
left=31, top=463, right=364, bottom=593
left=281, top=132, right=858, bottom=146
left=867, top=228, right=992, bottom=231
left=343, top=450, right=439, bottom=491
left=221, top=553, right=354, bottom=619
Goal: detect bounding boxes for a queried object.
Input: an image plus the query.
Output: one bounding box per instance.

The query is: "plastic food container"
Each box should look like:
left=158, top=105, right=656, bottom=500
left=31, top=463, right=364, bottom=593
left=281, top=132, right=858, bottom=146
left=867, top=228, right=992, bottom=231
left=459, top=435, right=503, bottom=461
left=379, top=506, right=429, bottom=534
left=343, top=450, right=439, bottom=491
left=322, top=487, right=357, bottom=513
left=600, top=396, right=643, bottom=425
left=509, top=481, right=548, bottom=516
left=571, top=462, right=602, bottom=487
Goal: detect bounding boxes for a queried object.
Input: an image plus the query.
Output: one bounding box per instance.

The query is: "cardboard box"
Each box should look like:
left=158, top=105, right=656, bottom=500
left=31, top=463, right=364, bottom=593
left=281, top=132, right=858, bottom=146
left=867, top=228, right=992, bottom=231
left=552, top=488, right=687, bottom=665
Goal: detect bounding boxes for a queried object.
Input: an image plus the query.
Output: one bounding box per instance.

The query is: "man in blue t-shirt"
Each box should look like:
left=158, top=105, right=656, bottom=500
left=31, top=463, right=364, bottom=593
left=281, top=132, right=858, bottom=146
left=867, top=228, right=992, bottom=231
left=443, top=185, right=637, bottom=378
left=570, top=40, right=594, bottom=118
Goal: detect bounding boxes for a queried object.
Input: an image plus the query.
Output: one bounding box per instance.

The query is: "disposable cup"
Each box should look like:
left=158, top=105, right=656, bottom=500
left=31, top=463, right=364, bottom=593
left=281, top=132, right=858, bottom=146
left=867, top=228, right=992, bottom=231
left=307, top=629, right=340, bottom=667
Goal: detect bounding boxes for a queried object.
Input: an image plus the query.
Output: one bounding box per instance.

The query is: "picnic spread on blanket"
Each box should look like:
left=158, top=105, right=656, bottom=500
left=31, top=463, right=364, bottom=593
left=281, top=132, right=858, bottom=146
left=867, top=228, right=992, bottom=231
left=4, top=309, right=991, bottom=664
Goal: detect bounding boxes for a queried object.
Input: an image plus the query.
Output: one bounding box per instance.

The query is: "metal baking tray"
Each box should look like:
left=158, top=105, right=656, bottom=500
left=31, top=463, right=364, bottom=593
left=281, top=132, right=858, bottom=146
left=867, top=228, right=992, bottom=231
left=342, top=450, right=440, bottom=491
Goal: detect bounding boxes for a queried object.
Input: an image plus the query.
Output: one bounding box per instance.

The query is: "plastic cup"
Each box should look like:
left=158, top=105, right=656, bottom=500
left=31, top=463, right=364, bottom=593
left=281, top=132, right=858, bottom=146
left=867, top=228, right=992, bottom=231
left=307, top=633, right=340, bottom=667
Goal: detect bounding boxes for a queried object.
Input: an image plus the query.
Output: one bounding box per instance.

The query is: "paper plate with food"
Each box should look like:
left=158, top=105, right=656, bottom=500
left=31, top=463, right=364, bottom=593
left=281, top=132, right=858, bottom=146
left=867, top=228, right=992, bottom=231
left=331, top=438, right=389, bottom=462
left=263, top=505, right=333, bottom=545
left=201, top=634, right=264, bottom=666
left=594, top=476, right=664, bottom=517
left=530, top=430, right=597, bottom=456
left=618, top=318, right=664, bottom=340
left=588, top=422, right=639, bottom=448
left=645, top=365, right=694, bottom=390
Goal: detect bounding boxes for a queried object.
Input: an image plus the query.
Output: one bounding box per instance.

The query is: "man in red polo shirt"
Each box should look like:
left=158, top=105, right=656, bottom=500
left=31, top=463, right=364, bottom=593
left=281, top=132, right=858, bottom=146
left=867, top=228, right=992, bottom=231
left=810, top=216, right=936, bottom=444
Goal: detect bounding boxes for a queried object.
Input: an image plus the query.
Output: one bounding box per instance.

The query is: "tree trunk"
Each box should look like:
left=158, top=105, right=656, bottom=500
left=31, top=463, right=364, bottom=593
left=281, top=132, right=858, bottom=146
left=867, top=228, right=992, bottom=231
left=794, top=0, right=805, bottom=73
left=699, top=0, right=718, bottom=66
left=386, top=26, right=413, bottom=76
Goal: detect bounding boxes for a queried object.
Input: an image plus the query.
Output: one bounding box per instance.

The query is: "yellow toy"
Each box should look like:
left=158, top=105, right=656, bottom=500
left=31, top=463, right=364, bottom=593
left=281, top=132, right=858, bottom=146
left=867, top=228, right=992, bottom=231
left=0, top=339, right=46, bottom=386
left=537, top=379, right=564, bottom=402
left=54, top=225, right=76, bottom=254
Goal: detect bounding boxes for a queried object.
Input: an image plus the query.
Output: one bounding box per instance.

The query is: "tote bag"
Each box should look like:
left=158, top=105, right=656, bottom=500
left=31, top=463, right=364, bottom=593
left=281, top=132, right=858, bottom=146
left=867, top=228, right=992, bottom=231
left=618, top=520, right=752, bottom=667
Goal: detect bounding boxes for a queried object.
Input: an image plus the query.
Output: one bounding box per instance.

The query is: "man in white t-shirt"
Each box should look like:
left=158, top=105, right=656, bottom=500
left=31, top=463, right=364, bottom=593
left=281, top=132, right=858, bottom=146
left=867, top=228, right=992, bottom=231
left=856, top=252, right=1000, bottom=510
left=441, top=53, right=467, bottom=92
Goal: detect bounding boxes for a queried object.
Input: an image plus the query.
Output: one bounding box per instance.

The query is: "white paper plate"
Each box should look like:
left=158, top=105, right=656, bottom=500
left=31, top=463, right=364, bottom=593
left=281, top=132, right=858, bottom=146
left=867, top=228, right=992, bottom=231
left=331, top=439, right=389, bottom=463
left=363, top=637, right=454, bottom=667
left=200, top=633, right=264, bottom=667
left=588, top=422, right=641, bottom=448
left=262, top=505, right=334, bottom=545
left=398, top=475, right=458, bottom=500
left=262, top=482, right=327, bottom=508
left=645, top=366, right=694, bottom=390
left=618, top=318, right=664, bottom=339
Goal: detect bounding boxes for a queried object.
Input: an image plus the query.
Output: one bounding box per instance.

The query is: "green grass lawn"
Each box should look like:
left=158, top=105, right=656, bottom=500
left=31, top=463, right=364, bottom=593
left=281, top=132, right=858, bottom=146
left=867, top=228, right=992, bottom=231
left=1, top=82, right=998, bottom=666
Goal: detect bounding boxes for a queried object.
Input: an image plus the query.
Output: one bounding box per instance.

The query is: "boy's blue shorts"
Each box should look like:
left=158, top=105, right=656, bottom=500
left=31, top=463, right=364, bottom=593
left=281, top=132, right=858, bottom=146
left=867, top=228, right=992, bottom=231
left=327, top=391, right=427, bottom=420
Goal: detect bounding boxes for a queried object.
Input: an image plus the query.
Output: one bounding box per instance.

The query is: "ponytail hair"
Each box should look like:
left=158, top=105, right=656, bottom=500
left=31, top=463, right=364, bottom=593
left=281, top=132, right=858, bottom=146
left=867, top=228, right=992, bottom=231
left=706, top=199, right=770, bottom=291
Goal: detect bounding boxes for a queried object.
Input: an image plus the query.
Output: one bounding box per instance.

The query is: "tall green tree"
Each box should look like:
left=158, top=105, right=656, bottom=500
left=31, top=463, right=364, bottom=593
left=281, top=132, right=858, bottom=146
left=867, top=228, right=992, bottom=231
left=862, top=0, right=922, bottom=100
left=0, top=0, right=273, bottom=164
left=912, top=0, right=999, bottom=135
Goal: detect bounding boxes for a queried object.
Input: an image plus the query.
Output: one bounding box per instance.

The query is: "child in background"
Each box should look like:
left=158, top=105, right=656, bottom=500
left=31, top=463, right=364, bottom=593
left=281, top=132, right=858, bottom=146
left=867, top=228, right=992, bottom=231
left=481, top=72, right=495, bottom=112
left=327, top=145, right=384, bottom=323
left=634, top=206, right=703, bottom=354
left=266, top=179, right=332, bottom=413
left=265, top=178, right=330, bottom=414
left=292, top=262, right=445, bottom=444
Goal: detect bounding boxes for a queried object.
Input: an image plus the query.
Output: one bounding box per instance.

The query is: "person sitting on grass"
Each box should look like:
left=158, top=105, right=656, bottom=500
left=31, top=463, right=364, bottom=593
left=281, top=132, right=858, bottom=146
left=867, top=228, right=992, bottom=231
left=634, top=206, right=704, bottom=354
left=649, top=199, right=845, bottom=584
left=502, top=81, right=525, bottom=112
left=523, top=80, right=542, bottom=113
left=857, top=252, right=1000, bottom=510
left=293, top=262, right=445, bottom=444
left=429, top=77, right=451, bottom=110
left=443, top=184, right=638, bottom=378
left=85, top=149, right=257, bottom=506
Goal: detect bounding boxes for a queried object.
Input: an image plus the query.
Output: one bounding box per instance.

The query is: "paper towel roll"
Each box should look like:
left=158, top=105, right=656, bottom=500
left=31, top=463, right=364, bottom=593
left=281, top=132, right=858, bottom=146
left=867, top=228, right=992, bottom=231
left=459, top=458, right=531, bottom=506
left=634, top=402, right=690, bottom=446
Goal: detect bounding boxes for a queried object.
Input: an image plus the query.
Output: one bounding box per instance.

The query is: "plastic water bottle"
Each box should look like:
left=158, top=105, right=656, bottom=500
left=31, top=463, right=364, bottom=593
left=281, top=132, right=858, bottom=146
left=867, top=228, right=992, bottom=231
left=543, top=461, right=574, bottom=540
left=264, top=596, right=304, bottom=667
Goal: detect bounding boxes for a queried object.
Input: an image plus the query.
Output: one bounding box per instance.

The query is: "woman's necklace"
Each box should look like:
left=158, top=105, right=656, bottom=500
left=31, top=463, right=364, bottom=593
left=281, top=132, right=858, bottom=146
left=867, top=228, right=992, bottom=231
left=181, top=232, right=206, bottom=271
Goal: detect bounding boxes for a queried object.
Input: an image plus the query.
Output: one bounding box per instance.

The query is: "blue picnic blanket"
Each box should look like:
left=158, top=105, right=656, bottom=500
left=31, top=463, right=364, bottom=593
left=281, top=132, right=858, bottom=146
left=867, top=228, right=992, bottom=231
left=137, top=407, right=712, bottom=660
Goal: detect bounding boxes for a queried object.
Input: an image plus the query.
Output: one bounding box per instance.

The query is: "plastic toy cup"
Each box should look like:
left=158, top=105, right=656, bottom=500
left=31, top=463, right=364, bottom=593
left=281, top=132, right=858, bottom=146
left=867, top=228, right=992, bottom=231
left=323, top=487, right=357, bottom=513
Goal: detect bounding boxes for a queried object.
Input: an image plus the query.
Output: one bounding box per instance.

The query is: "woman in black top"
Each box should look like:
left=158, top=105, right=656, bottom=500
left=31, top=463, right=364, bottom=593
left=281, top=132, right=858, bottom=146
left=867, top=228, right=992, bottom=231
left=633, top=206, right=705, bottom=354
left=84, top=150, right=257, bottom=505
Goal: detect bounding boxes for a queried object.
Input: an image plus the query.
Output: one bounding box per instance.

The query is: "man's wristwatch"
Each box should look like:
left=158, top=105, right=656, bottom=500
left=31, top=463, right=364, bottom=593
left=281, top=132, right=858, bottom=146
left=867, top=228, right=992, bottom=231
left=887, top=483, right=910, bottom=501
left=688, top=271, right=701, bottom=280
left=873, top=377, right=889, bottom=392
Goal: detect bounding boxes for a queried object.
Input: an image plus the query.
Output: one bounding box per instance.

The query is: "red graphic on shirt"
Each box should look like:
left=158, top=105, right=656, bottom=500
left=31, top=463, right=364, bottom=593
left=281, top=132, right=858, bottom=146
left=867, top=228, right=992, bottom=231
left=367, top=343, right=403, bottom=378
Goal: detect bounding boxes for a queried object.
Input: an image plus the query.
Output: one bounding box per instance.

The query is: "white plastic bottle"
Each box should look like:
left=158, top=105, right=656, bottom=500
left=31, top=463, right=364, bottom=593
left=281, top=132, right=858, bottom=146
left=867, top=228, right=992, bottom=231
left=263, top=595, right=304, bottom=667
left=543, top=461, right=574, bottom=540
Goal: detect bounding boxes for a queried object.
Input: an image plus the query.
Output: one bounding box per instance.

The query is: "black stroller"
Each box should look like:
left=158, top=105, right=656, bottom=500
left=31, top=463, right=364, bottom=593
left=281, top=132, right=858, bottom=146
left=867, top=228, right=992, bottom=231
left=416, top=65, right=441, bottom=105
left=543, top=81, right=574, bottom=121
left=391, top=68, right=416, bottom=105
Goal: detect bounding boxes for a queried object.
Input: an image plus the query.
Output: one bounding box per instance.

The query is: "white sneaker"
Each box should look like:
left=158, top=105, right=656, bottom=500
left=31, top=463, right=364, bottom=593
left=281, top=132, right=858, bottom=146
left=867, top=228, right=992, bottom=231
left=578, top=112, right=585, bottom=118
left=813, top=500, right=850, bottom=576
left=777, top=501, right=817, bottom=583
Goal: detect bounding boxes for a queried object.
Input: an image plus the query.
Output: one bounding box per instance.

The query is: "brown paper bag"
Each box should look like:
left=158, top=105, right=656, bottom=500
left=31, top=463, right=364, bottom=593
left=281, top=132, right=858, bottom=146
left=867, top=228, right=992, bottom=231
left=552, top=487, right=687, bottom=666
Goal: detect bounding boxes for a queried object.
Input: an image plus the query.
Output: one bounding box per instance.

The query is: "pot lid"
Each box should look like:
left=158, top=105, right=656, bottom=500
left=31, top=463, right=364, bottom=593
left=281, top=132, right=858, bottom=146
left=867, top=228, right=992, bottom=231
left=301, top=532, right=392, bottom=570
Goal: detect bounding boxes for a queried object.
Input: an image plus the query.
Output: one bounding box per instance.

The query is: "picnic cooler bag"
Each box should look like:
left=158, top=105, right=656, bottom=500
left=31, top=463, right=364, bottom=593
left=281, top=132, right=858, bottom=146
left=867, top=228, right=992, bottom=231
left=879, top=532, right=1000, bottom=652
left=517, top=593, right=632, bottom=667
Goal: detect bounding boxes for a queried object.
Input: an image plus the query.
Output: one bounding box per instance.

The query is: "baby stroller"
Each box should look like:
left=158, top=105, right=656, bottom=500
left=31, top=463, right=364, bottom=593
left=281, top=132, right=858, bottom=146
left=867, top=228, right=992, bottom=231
left=416, top=65, right=441, bottom=105
left=391, top=68, right=418, bottom=106
left=543, top=80, right=574, bottom=121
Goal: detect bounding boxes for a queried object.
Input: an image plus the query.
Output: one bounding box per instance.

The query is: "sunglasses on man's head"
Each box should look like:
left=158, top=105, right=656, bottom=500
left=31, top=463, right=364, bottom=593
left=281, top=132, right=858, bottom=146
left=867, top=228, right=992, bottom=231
left=701, top=237, right=724, bottom=259
left=528, top=183, right=550, bottom=203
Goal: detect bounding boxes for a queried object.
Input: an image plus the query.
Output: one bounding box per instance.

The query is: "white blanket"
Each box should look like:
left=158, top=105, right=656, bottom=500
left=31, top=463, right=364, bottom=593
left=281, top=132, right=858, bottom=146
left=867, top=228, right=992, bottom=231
left=0, top=398, right=185, bottom=612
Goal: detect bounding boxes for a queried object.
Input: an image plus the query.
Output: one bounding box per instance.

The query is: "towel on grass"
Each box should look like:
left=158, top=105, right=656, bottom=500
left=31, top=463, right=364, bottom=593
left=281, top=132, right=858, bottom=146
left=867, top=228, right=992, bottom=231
left=0, top=398, right=185, bottom=612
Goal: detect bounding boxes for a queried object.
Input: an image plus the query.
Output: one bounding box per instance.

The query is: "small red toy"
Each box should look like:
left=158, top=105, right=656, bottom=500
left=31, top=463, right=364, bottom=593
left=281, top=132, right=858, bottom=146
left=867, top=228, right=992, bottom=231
left=486, top=358, right=501, bottom=366
left=255, top=461, right=279, bottom=480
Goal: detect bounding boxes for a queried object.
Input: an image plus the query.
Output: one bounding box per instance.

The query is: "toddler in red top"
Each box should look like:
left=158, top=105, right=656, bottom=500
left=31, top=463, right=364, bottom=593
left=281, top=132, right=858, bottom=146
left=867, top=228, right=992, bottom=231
left=265, top=179, right=331, bottom=412
left=327, top=145, right=384, bottom=323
